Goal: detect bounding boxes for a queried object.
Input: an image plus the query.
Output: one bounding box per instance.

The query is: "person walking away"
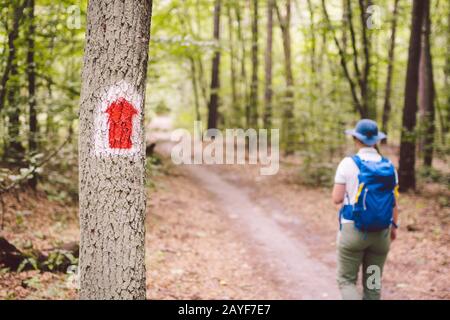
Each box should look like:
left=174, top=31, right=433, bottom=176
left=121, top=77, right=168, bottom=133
left=332, top=119, right=399, bottom=300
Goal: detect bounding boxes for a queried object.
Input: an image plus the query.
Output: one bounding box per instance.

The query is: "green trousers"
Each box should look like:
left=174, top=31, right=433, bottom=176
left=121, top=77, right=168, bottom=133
left=337, top=223, right=391, bottom=300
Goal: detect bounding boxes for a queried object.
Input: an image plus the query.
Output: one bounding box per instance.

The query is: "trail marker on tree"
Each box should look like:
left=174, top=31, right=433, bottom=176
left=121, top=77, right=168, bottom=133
left=79, top=0, right=152, bottom=299
left=94, top=81, right=142, bottom=156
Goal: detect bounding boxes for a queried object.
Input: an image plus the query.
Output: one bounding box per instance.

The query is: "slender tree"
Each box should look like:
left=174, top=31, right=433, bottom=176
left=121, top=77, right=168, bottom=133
left=322, top=0, right=375, bottom=118
left=398, top=0, right=426, bottom=191
left=207, top=0, right=222, bottom=129
left=27, top=0, right=38, bottom=188
left=276, top=0, right=295, bottom=155
left=0, top=1, right=26, bottom=113
left=226, top=1, right=239, bottom=124
left=79, top=0, right=153, bottom=299
left=235, top=1, right=249, bottom=127
left=322, top=0, right=363, bottom=117
left=189, top=56, right=201, bottom=124
left=6, top=51, right=24, bottom=164
left=418, top=0, right=435, bottom=167
left=381, top=0, right=400, bottom=142
left=358, top=0, right=373, bottom=118
left=263, top=0, right=274, bottom=128
left=249, top=0, right=259, bottom=128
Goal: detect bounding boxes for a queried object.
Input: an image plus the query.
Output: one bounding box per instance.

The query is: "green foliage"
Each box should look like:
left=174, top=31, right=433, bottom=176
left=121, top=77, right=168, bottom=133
left=22, top=276, right=42, bottom=290
left=300, top=159, right=336, bottom=188
left=17, top=257, right=38, bottom=272
left=43, top=250, right=78, bottom=271
left=418, top=166, right=450, bottom=188
left=0, top=0, right=448, bottom=195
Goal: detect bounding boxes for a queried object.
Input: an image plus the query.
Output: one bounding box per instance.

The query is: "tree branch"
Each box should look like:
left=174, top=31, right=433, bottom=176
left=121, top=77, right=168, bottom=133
left=321, top=0, right=363, bottom=116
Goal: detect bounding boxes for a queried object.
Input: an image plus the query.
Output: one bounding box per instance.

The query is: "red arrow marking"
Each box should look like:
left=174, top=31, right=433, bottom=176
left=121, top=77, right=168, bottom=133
left=105, top=97, right=138, bottom=149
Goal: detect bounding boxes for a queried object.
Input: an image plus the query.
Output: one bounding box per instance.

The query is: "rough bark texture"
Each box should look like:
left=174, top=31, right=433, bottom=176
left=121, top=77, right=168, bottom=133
left=207, top=0, right=221, bottom=130
left=398, top=0, right=426, bottom=191
left=79, top=0, right=152, bottom=300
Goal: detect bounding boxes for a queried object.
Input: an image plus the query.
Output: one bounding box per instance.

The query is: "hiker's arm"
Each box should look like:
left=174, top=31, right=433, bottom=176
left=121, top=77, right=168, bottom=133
left=332, top=184, right=346, bottom=205
left=391, top=205, right=399, bottom=241
left=393, top=205, right=399, bottom=226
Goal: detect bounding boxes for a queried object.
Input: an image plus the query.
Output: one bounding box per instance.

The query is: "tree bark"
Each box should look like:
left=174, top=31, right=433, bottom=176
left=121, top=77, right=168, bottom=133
left=263, top=0, right=274, bottom=128
left=79, top=0, right=152, bottom=300
left=418, top=0, right=435, bottom=167
left=398, top=0, right=426, bottom=191
left=249, top=0, right=259, bottom=128
left=207, top=0, right=221, bottom=130
left=381, top=0, right=400, bottom=143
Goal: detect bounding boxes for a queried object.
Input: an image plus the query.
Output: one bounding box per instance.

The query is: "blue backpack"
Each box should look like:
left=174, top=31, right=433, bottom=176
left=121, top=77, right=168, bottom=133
left=340, top=155, right=397, bottom=232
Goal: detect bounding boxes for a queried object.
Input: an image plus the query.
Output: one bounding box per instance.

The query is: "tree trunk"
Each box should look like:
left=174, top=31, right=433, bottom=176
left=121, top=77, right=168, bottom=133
left=207, top=0, right=221, bottom=130
left=189, top=56, right=201, bottom=124
left=0, top=1, right=26, bottom=113
left=381, top=0, right=400, bottom=143
left=418, top=0, right=435, bottom=167
left=445, top=8, right=450, bottom=136
left=358, top=0, right=373, bottom=118
left=235, top=1, right=249, bottom=127
left=249, top=0, right=259, bottom=128
left=263, top=0, right=274, bottom=128
left=398, top=0, right=426, bottom=191
left=226, top=2, right=239, bottom=124
left=322, top=0, right=363, bottom=117
left=79, top=0, right=152, bottom=300
left=276, top=0, right=295, bottom=155
left=6, top=49, right=24, bottom=164
left=27, top=0, right=38, bottom=188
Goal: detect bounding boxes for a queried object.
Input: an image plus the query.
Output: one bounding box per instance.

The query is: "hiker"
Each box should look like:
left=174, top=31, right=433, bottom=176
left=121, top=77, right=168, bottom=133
left=332, top=119, right=399, bottom=300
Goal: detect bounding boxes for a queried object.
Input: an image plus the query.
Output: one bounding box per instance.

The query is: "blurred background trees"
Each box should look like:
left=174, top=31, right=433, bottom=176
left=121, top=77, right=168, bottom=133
left=0, top=0, right=448, bottom=193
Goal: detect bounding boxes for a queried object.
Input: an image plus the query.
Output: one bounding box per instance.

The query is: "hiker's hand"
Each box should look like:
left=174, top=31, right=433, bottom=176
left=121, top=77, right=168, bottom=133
left=390, top=228, right=397, bottom=241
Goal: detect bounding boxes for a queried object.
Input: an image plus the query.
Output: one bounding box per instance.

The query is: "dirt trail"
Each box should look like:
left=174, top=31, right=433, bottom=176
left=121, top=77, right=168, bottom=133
left=148, top=116, right=339, bottom=299
left=185, top=164, right=339, bottom=299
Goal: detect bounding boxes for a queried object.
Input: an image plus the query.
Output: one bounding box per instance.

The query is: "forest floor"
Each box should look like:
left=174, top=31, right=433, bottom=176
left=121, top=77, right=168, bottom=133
left=0, top=118, right=449, bottom=299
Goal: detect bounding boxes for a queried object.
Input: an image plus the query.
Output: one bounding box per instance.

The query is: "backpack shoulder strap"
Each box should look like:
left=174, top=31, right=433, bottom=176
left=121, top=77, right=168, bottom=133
left=351, top=154, right=363, bottom=170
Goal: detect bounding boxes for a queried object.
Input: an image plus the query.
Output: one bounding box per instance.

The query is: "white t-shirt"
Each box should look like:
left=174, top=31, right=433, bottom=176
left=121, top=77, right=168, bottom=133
left=334, top=147, right=398, bottom=224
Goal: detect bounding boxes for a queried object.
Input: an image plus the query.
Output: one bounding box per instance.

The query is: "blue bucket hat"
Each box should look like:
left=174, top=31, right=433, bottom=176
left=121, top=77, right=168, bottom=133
left=345, top=119, right=386, bottom=146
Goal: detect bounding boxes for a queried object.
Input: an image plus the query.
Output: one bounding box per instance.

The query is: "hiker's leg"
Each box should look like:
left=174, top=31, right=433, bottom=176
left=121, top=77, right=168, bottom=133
left=362, top=229, right=391, bottom=300
left=337, top=223, right=365, bottom=300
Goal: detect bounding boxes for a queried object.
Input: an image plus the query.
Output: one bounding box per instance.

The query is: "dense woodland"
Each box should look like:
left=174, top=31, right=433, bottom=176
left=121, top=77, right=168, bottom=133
left=0, top=0, right=448, bottom=192
left=0, top=0, right=449, bottom=300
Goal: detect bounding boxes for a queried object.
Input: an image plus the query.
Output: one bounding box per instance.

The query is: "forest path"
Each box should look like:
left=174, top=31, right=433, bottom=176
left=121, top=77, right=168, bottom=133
left=148, top=116, right=339, bottom=299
